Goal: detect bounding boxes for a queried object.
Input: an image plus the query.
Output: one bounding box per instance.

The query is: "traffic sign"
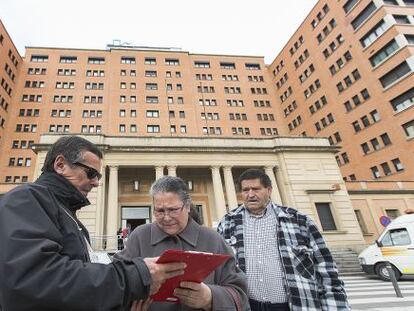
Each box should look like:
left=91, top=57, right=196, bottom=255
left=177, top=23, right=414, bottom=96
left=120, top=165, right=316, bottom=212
left=380, top=215, right=392, bottom=227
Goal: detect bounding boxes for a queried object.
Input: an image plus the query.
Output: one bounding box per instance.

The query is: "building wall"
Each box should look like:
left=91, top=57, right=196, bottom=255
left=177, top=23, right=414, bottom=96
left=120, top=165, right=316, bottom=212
left=1, top=2, right=414, bottom=252
left=1, top=1, right=414, bottom=186
left=0, top=20, right=22, bottom=183
left=0, top=40, right=288, bottom=185
left=347, top=180, right=414, bottom=245
left=268, top=0, right=414, bottom=182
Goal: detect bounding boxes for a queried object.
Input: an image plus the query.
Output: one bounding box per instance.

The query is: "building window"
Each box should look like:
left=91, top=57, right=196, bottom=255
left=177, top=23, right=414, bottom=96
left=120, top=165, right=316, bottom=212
left=59, top=56, right=77, bottom=63
left=370, top=137, right=380, bottom=150
left=146, top=110, right=159, bottom=118
left=165, top=58, right=179, bottom=66
left=352, top=121, right=361, bottom=132
left=194, top=61, right=210, bottom=68
left=146, top=96, right=159, bottom=104
left=147, top=125, right=160, bottom=133
left=360, top=20, right=388, bottom=48
left=315, top=203, right=337, bottom=231
left=31, top=55, right=48, bottom=62
left=380, top=133, right=392, bottom=146
left=145, top=70, right=157, bottom=77
left=361, top=142, right=370, bottom=154
left=343, top=0, right=359, bottom=13
left=351, top=2, right=377, bottom=30
left=145, top=58, right=156, bottom=65
left=393, top=15, right=410, bottom=24
left=146, top=83, right=158, bottom=90
left=361, top=88, right=370, bottom=100
left=379, top=61, right=411, bottom=88
left=402, top=119, right=414, bottom=138
left=405, top=34, right=414, bottom=44
left=121, top=57, right=136, bottom=64
left=392, top=158, right=404, bottom=171
left=220, top=62, right=236, bottom=69
left=390, top=87, right=414, bottom=112
left=370, top=109, right=381, bottom=122
left=370, top=166, right=380, bottom=178
left=381, top=162, right=392, bottom=175
left=245, top=63, right=261, bottom=70
left=88, top=57, right=105, bottom=64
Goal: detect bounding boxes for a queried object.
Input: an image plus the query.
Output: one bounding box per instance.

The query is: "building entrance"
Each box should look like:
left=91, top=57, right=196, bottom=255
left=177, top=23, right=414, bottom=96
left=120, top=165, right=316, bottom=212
left=121, top=206, right=151, bottom=232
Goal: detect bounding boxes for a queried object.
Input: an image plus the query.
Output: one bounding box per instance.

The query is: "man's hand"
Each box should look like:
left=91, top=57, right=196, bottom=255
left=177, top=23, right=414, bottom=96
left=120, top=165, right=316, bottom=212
left=143, top=257, right=186, bottom=295
left=130, top=298, right=152, bottom=311
left=174, top=281, right=212, bottom=311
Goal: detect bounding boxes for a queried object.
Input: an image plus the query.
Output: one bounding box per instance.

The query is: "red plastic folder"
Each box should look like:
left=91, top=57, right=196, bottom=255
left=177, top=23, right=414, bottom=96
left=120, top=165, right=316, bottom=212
left=151, top=249, right=231, bottom=303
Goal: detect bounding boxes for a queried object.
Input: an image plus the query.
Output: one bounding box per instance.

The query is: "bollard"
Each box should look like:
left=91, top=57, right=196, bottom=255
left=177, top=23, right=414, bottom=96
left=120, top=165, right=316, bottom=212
left=385, top=261, right=403, bottom=298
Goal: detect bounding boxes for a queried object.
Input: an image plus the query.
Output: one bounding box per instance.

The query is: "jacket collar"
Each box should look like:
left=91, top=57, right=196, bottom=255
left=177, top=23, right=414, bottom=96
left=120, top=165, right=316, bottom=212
left=150, top=218, right=200, bottom=247
left=230, top=202, right=294, bottom=220
left=36, top=172, right=90, bottom=212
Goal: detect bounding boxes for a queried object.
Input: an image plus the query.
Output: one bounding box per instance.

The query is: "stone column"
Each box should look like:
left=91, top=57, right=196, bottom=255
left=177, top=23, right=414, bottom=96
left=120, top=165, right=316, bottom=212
left=167, top=166, right=177, bottom=177
left=155, top=166, right=164, bottom=180
left=106, top=165, right=119, bottom=250
left=94, top=165, right=106, bottom=250
left=210, top=166, right=227, bottom=221
left=223, top=166, right=238, bottom=209
left=274, top=158, right=292, bottom=206
left=264, top=166, right=283, bottom=204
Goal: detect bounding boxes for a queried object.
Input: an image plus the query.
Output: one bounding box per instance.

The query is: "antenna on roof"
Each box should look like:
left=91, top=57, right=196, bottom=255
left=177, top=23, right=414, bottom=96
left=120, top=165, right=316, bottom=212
left=106, top=39, right=181, bottom=51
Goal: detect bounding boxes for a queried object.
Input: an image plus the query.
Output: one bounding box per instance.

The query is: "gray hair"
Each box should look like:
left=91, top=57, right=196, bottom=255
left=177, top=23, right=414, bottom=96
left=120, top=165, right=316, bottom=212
left=42, top=136, right=102, bottom=172
left=150, top=176, right=192, bottom=206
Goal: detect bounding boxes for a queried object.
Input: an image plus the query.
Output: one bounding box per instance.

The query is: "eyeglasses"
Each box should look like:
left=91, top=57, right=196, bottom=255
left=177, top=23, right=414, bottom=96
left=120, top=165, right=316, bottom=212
left=72, top=162, right=102, bottom=180
left=153, top=203, right=185, bottom=218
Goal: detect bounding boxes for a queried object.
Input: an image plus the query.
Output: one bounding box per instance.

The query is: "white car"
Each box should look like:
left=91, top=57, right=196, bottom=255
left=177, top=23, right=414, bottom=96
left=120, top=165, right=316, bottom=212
left=358, top=214, right=414, bottom=281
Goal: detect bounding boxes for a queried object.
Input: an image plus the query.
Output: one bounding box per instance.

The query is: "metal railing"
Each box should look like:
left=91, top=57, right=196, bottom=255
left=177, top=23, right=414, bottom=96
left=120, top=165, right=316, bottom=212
left=89, top=235, right=124, bottom=252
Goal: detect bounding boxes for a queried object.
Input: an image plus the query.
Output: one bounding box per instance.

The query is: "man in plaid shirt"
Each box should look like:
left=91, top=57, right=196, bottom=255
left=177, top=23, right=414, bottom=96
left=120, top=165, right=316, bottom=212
left=217, top=169, right=350, bottom=311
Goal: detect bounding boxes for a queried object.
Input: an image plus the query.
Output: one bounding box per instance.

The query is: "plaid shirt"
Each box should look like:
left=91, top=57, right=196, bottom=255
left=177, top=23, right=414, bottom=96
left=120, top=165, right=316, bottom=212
left=217, top=203, right=351, bottom=311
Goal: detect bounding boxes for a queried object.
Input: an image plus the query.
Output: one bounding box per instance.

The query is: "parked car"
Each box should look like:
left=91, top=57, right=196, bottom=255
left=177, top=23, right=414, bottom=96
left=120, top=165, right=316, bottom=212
left=358, top=214, right=414, bottom=281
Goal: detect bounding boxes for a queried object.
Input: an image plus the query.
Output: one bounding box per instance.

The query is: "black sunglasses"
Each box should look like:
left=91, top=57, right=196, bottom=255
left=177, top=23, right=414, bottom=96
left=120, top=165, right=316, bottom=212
left=72, top=162, right=102, bottom=180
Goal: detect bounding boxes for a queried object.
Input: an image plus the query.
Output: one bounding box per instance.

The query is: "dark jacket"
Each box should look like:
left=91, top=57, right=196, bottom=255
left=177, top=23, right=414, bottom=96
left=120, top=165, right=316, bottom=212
left=0, top=172, right=151, bottom=311
left=217, top=203, right=350, bottom=311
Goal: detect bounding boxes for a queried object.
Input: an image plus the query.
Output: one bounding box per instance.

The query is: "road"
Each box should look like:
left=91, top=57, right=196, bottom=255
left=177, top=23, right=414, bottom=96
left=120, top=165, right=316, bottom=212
left=343, top=274, right=414, bottom=310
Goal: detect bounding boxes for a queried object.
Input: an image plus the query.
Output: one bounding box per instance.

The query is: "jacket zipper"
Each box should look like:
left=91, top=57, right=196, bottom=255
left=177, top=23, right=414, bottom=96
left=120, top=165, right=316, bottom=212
left=60, top=206, right=91, bottom=262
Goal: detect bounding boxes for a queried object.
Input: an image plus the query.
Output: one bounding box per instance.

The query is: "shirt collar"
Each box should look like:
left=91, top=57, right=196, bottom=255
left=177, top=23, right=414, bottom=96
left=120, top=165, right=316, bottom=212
left=244, top=200, right=272, bottom=218
left=150, top=218, right=200, bottom=247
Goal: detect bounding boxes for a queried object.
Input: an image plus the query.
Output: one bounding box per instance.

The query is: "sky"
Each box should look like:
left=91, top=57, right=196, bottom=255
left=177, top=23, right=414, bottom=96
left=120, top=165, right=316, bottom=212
left=0, top=0, right=319, bottom=64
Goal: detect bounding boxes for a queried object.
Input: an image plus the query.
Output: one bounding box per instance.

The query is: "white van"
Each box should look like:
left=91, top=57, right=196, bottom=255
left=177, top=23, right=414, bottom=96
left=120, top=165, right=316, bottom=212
left=358, top=214, right=414, bottom=281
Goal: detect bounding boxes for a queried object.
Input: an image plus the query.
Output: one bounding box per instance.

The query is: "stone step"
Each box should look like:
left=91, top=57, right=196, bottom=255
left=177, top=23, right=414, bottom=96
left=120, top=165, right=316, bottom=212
left=339, top=271, right=365, bottom=276
left=335, top=259, right=360, bottom=263
left=331, top=252, right=359, bottom=256
left=334, top=256, right=359, bottom=261
left=329, top=248, right=362, bottom=275
left=337, top=264, right=361, bottom=268
left=338, top=267, right=363, bottom=273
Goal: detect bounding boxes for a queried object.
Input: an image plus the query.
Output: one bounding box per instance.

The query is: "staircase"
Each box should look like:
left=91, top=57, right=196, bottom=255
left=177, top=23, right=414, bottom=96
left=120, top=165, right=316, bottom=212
left=330, top=248, right=363, bottom=275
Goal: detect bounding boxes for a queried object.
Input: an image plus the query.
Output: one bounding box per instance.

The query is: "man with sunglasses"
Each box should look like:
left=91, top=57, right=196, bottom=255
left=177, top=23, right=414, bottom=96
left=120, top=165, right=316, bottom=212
left=0, top=136, right=186, bottom=311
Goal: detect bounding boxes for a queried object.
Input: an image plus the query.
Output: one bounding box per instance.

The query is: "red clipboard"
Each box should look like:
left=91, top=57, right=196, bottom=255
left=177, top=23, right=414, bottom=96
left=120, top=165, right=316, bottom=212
left=151, top=249, right=231, bottom=303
